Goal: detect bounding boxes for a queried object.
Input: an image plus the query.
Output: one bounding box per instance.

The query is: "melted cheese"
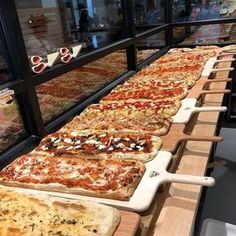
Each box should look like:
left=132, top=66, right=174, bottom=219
left=0, top=188, right=119, bottom=236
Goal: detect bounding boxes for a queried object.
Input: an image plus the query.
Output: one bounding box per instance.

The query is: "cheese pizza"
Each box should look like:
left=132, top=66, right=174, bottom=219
left=0, top=155, right=145, bottom=200
left=0, top=187, right=120, bottom=236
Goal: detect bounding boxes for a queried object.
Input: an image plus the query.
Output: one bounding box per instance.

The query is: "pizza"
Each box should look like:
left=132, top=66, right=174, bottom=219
left=117, top=77, right=194, bottom=90
left=101, top=87, right=188, bottom=102
left=0, top=187, right=120, bottom=236
left=36, top=84, right=82, bottom=101
left=89, top=100, right=181, bottom=116
left=195, top=45, right=219, bottom=51
left=140, top=64, right=203, bottom=75
left=33, top=131, right=162, bottom=162
left=63, top=111, right=172, bottom=136
left=154, top=53, right=208, bottom=64
left=0, top=155, right=145, bottom=200
left=137, top=69, right=201, bottom=81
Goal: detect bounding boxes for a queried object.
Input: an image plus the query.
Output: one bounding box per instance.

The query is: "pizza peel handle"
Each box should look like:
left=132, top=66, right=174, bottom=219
left=211, top=67, right=234, bottom=73
left=220, top=52, right=236, bottom=57
left=216, top=58, right=235, bottom=63
left=162, top=172, right=215, bottom=186
left=180, top=134, right=223, bottom=143
left=192, top=106, right=227, bottom=114
left=204, top=78, right=232, bottom=84
left=198, top=89, right=231, bottom=97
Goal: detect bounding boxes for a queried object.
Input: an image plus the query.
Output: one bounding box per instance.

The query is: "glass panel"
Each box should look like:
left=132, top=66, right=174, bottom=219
left=173, top=26, right=191, bottom=44
left=137, top=48, right=160, bottom=64
left=36, top=50, right=127, bottom=123
left=135, top=0, right=165, bottom=29
left=15, top=0, right=125, bottom=58
left=0, top=32, right=11, bottom=85
left=0, top=89, right=26, bottom=152
left=136, top=31, right=165, bottom=51
left=173, top=0, right=236, bottom=22
left=136, top=31, right=165, bottom=63
left=174, top=23, right=236, bottom=45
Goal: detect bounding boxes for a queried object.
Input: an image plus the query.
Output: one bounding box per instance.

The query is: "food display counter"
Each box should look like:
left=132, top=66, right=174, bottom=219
left=0, top=1, right=236, bottom=236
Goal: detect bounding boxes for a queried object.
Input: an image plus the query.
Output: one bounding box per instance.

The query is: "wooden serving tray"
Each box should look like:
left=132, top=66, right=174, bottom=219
left=161, top=124, right=222, bottom=154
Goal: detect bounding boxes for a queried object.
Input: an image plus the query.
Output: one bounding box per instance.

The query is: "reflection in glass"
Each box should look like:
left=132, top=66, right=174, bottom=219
left=173, top=0, right=236, bottom=22
left=36, top=50, right=127, bottom=123
left=173, top=23, right=236, bottom=44
left=135, top=0, right=165, bottom=26
left=0, top=33, right=10, bottom=85
left=0, top=90, right=25, bottom=152
left=15, top=0, right=124, bottom=58
left=137, top=49, right=159, bottom=64
left=136, top=31, right=165, bottom=63
left=136, top=31, right=165, bottom=49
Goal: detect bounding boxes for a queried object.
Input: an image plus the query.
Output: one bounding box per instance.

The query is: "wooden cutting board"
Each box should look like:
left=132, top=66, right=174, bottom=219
left=115, top=210, right=140, bottom=236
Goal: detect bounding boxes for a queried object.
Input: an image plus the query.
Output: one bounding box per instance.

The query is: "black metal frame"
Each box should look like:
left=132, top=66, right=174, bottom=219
left=0, top=0, right=236, bottom=164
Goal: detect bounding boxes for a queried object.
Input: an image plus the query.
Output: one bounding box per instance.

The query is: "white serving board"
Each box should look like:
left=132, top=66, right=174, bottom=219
left=202, top=57, right=234, bottom=77
left=0, top=151, right=215, bottom=212
left=173, top=98, right=227, bottom=124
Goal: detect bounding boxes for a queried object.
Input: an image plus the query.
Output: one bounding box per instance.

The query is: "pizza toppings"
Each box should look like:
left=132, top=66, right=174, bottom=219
left=64, top=112, right=172, bottom=136
left=101, top=87, right=187, bottom=102
left=88, top=100, right=180, bottom=112
left=0, top=188, right=120, bottom=236
left=0, top=156, right=145, bottom=200
left=36, top=132, right=154, bottom=156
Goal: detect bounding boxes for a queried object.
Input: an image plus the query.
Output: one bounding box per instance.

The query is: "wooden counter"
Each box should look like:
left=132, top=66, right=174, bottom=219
left=137, top=57, right=232, bottom=236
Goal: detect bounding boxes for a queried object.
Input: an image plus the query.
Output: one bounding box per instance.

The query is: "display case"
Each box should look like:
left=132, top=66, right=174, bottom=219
left=0, top=0, right=235, bottom=162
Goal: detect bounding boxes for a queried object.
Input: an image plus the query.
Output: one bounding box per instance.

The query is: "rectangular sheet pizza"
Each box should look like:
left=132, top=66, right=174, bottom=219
left=0, top=187, right=120, bottom=236
left=0, top=155, right=145, bottom=200
left=100, top=87, right=188, bottom=102
left=33, top=131, right=162, bottom=162
left=120, top=77, right=195, bottom=90
left=62, top=110, right=172, bottom=136
left=88, top=100, right=181, bottom=116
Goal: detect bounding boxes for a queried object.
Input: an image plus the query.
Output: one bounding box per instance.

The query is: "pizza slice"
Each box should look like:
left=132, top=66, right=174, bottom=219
left=137, top=69, right=201, bottom=82
left=89, top=100, right=181, bottom=116
left=139, top=63, right=203, bottom=75
left=154, top=52, right=208, bottom=65
left=117, top=77, right=194, bottom=90
left=62, top=111, right=172, bottom=136
left=100, top=87, right=188, bottom=102
left=0, top=187, right=120, bottom=236
left=0, top=155, right=146, bottom=200
left=33, top=131, right=162, bottom=162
